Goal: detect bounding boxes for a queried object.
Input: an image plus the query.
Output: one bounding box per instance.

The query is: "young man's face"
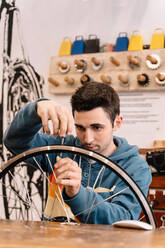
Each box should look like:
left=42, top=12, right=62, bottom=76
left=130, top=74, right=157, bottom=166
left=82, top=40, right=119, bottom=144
left=74, top=107, right=121, bottom=156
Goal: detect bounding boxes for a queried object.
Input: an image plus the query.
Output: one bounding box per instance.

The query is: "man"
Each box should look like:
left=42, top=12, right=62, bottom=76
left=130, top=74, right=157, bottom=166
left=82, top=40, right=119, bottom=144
left=3, top=82, right=151, bottom=224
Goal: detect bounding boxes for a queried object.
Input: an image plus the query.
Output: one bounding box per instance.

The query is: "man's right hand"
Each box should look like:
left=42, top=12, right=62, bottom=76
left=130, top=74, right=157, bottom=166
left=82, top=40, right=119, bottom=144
left=37, top=100, right=73, bottom=137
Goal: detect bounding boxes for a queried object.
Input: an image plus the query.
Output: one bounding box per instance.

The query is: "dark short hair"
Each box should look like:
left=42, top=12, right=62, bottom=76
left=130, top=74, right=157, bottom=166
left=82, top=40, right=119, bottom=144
left=71, top=82, right=120, bottom=125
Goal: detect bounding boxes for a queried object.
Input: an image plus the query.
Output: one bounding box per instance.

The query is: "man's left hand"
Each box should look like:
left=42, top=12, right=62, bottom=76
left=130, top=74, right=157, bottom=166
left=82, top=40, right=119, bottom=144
left=54, top=157, right=82, bottom=198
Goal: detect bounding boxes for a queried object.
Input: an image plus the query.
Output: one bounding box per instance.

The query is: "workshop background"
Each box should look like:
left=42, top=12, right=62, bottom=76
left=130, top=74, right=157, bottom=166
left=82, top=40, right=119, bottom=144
left=1, top=0, right=165, bottom=225
left=1, top=0, right=165, bottom=151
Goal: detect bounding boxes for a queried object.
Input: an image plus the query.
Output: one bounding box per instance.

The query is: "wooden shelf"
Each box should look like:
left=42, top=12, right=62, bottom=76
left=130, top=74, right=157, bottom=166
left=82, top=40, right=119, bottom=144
left=139, top=147, right=165, bottom=155
left=49, top=49, right=165, bottom=94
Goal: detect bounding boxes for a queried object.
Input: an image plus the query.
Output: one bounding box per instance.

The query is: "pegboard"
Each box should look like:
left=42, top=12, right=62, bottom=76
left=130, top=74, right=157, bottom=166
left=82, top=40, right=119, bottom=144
left=48, top=49, right=165, bottom=94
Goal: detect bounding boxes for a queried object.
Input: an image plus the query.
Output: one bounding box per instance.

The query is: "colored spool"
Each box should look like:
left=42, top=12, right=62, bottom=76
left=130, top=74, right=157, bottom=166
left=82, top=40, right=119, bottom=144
left=155, top=72, right=165, bottom=86
left=74, top=59, right=87, bottom=73
left=146, top=54, right=161, bottom=70
left=137, top=73, right=149, bottom=87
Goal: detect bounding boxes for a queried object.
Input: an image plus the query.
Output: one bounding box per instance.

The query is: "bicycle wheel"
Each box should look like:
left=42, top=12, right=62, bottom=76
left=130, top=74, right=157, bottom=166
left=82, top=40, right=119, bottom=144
left=0, top=145, right=156, bottom=229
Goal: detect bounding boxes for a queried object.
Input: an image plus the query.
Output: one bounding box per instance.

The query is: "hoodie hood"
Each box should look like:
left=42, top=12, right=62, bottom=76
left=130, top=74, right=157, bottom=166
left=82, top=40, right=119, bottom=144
left=109, top=136, right=139, bottom=162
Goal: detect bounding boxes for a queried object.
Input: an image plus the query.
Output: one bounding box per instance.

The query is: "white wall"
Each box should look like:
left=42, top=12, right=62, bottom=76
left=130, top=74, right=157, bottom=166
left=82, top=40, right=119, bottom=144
left=3, top=0, right=165, bottom=147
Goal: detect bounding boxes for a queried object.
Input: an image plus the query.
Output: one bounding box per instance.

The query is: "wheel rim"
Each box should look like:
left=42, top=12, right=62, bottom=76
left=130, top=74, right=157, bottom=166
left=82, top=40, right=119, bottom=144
left=0, top=145, right=157, bottom=229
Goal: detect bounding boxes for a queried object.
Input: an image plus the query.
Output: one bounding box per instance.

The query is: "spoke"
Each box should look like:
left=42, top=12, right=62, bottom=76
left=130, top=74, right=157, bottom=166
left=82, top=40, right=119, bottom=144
left=8, top=169, right=31, bottom=220
left=20, top=166, right=33, bottom=221
left=33, top=157, right=60, bottom=200
left=75, top=186, right=129, bottom=218
left=4, top=170, right=30, bottom=205
left=45, top=154, right=71, bottom=223
left=84, top=161, right=92, bottom=214
left=33, top=156, right=71, bottom=222
left=92, top=166, right=105, bottom=189
left=85, top=166, right=105, bottom=223
left=19, top=166, right=43, bottom=221
left=0, top=193, right=28, bottom=205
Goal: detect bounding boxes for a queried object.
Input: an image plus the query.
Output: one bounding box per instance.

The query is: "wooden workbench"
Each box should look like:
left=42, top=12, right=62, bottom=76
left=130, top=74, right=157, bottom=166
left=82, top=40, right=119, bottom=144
left=0, top=220, right=165, bottom=248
